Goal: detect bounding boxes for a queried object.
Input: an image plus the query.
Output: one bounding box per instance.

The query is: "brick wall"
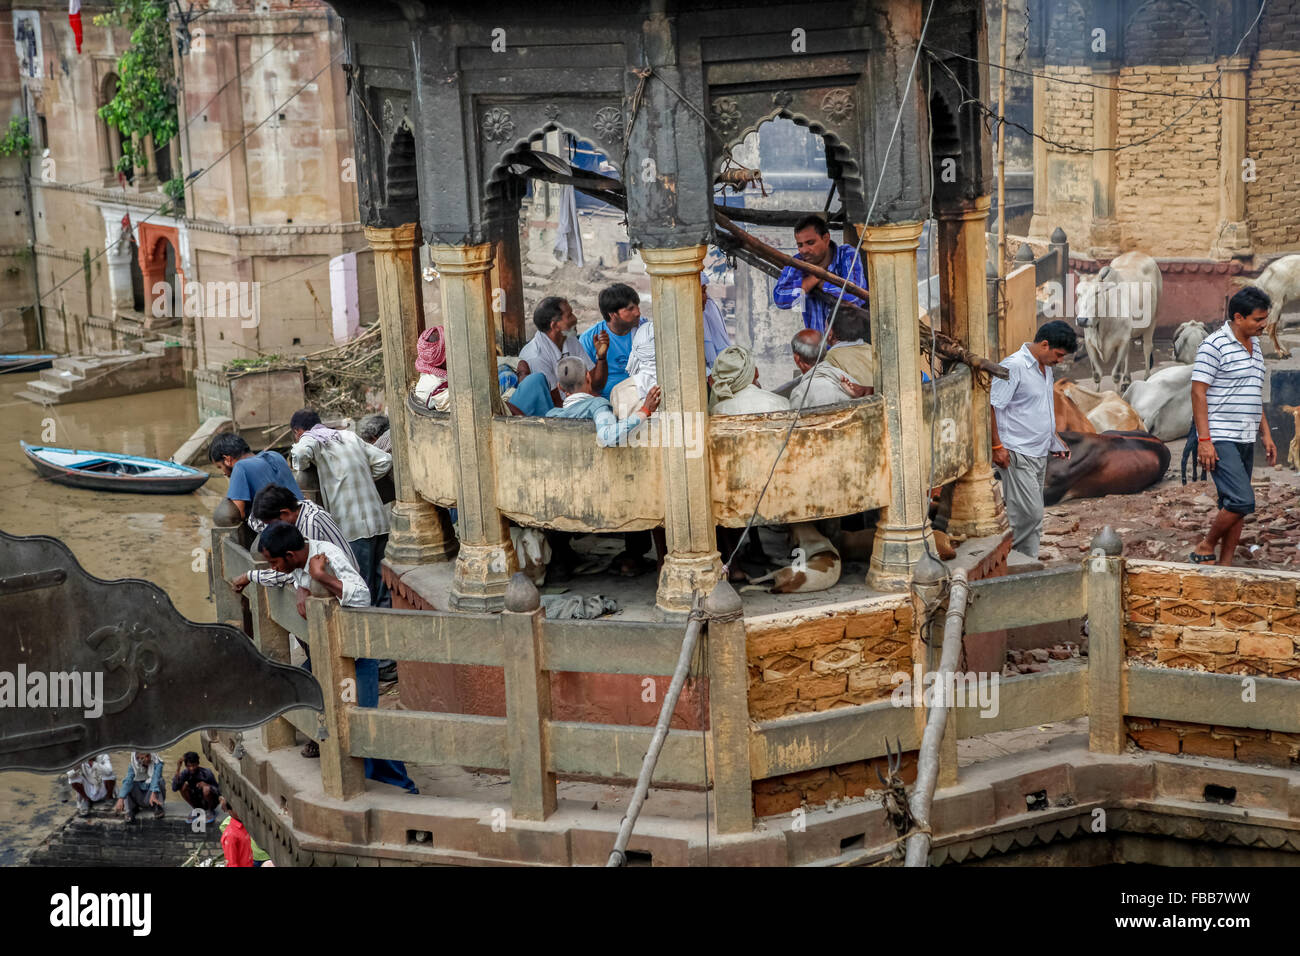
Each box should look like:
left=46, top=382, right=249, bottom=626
left=745, top=599, right=915, bottom=720
left=1122, top=561, right=1300, bottom=678
left=1125, top=717, right=1299, bottom=767
left=1246, top=48, right=1300, bottom=253
left=1123, top=559, right=1300, bottom=767
left=1115, top=65, right=1220, bottom=257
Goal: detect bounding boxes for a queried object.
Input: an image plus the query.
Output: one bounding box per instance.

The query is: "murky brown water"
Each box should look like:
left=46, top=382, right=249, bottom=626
left=0, top=379, right=223, bottom=864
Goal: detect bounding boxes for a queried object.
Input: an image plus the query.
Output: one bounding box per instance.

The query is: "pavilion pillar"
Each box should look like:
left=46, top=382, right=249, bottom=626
left=1027, top=70, right=1050, bottom=240
left=366, top=223, right=457, bottom=565
left=939, top=196, right=1007, bottom=539
left=642, top=244, right=722, bottom=615
left=1209, top=58, right=1252, bottom=259
left=865, top=220, right=932, bottom=591
left=1088, top=67, right=1121, bottom=258
left=430, top=242, right=516, bottom=611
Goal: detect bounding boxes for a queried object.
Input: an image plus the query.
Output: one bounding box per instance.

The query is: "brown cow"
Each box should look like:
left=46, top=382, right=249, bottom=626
left=1043, top=430, right=1170, bottom=505
left=1053, top=380, right=1096, bottom=435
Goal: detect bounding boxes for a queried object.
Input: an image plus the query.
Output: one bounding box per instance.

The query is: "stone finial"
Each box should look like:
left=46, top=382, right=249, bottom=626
left=1091, top=526, right=1122, bottom=556
left=910, top=551, right=950, bottom=606
left=213, top=497, right=242, bottom=528
left=702, top=577, right=743, bottom=621
left=504, top=571, right=540, bottom=613
left=1015, top=242, right=1035, bottom=263
left=1050, top=227, right=1068, bottom=244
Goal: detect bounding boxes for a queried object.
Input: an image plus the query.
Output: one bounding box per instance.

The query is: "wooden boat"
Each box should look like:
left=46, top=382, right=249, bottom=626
left=0, top=353, right=57, bottom=374
left=20, top=442, right=210, bottom=494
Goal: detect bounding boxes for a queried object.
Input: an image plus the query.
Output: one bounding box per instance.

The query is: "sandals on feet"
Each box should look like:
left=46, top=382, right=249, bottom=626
left=1188, top=551, right=1216, bottom=564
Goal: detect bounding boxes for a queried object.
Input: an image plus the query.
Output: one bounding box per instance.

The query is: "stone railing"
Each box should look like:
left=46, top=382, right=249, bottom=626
left=210, top=526, right=1300, bottom=838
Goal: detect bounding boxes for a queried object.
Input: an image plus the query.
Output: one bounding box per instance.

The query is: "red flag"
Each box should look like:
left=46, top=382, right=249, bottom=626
left=69, top=0, right=82, bottom=53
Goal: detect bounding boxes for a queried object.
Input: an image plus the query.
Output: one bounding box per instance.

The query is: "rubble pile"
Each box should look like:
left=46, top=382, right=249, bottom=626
left=1036, top=475, right=1300, bottom=571
left=1003, top=644, right=1082, bottom=677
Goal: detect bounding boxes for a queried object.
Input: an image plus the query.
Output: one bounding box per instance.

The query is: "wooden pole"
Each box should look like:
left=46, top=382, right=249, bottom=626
left=996, top=0, right=1009, bottom=279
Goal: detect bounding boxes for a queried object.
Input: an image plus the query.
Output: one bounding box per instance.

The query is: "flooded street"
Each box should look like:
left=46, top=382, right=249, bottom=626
left=0, top=379, right=222, bottom=864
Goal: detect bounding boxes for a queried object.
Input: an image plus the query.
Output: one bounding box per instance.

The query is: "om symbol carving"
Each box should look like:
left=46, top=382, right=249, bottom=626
left=86, top=623, right=162, bottom=715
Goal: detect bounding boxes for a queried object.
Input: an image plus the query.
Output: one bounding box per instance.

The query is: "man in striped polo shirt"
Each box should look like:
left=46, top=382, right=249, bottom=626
left=1190, top=287, right=1277, bottom=567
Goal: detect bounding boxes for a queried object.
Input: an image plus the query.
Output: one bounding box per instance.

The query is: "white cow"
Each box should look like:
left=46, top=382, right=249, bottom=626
left=1123, top=363, right=1193, bottom=442
left=1172, top=320, right=1209, bottom=365
left=1231, top=253, right=1300, bottom=358
left=1075, top=251, right=1162, bottom=388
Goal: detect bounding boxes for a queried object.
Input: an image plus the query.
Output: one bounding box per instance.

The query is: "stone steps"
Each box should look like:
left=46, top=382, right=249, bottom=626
left=28, top=808, right=223, bottom=867
left=15, top=343, right=185, bottom=406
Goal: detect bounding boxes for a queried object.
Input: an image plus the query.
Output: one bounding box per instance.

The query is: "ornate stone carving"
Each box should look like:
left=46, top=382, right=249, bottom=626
left=771, top=90, right=793, bottom=109
left=481, top=107, right=515, bottom=143
left=711, top=96, right=741, bottom=138
left=543, top=103, right=561, bottom=121
left=821, top=88, right=854, bottom=124
left=592, top=106, right=624, bottom=144
left=382, top=98, right=395, bottom=132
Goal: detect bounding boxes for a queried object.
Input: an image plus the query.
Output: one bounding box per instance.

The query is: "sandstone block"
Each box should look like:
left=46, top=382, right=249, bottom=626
left=796, top=674, right=848, bottom=700
left=1128, top=569, right=1182, bottom=597
left=1128, top=727, right=1181, bottom=755
left=845, top=609, right=899, bottom=639
left=1215, top=604, right=1268, bottom=631
left=1180, top=733, right=1235, bottom=760
left=1177, top=630, right=1239, bottom=654
left=1236, top=634, right=1295, bottom=659
left=1158, top=600, right=1214, bottom=627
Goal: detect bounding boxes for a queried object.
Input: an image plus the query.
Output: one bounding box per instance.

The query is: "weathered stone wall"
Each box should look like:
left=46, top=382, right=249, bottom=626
left=1246, top=46, right=1300, bottom=254
left=1038, top=66, right=1093, bottom=246
left=1123, top=559, right=1300, bottom=767
left=1114, top=65, right=1220, bottom=257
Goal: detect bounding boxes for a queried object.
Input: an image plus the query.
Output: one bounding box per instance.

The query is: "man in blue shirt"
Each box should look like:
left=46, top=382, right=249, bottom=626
left=580, top=283, right=639, bottom=399
left=209, top=432, right=303, bottom=523
left=772, top=214, right=866, bottom=333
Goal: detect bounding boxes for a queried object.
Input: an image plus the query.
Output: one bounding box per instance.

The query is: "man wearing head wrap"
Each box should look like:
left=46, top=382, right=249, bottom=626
left=610, top=320, right=657, bottom=419
left=414, top=325, right=451, bottom=411
left=710, top=345, right=790, bottom=415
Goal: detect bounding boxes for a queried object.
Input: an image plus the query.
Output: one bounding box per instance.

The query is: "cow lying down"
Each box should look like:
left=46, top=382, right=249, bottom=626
left=1043, top=429, right=1170, bottom=506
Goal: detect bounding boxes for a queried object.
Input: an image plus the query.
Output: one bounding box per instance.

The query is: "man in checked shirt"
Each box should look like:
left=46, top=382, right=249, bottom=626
left=232, top=483, right=361, bottom=755
left=288, top=409, right=393, bottom=606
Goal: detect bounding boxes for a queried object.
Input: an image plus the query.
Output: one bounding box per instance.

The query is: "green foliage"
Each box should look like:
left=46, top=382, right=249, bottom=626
left=0, top=116, right=32, bottom=158
left=95, top=0, right=178, bottom=176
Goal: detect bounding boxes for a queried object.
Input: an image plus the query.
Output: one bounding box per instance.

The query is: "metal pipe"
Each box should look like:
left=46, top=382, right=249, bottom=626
left=607, top=609, right=705, bottom=867
left=905, top=568, right=970, bottom=867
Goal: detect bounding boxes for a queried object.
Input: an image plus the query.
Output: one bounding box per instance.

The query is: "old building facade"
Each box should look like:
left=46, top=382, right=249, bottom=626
left=2, top=0, right=374, bottom=376
left=1026, top=0, right=1300, bottom=262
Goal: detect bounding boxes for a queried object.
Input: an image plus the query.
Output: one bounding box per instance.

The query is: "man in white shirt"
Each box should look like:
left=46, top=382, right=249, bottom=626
left=68, top=753, right=116, bottom=817
left=288, top=409, right=393, bottom=606
left=990, top=321, right=1078, bottom=558
left=518, top=296, right=604, bottom=405
left=257, top=522, right=419, bottom=793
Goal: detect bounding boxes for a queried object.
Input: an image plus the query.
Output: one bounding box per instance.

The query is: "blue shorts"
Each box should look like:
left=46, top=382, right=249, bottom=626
left=1211, top=441, right=1255, bottom=515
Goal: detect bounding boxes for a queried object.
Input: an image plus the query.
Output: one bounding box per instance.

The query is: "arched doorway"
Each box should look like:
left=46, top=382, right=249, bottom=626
left=128, top=237, right=145, bottom=312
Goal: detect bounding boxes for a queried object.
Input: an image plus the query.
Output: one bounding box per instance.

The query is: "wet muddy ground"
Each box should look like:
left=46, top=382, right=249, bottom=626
left=0, top=379, right=224, bottom=864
